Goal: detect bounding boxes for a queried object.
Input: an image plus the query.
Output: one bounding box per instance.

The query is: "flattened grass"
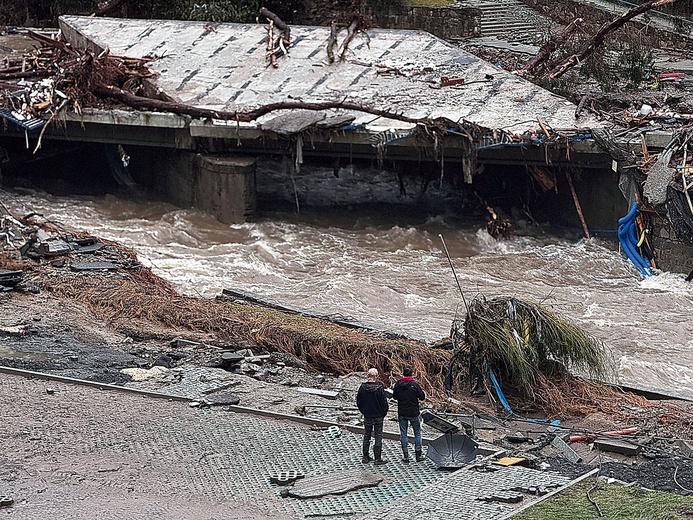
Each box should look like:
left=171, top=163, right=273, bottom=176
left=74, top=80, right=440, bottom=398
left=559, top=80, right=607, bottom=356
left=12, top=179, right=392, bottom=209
left=515, top=479, right=693, bottom=520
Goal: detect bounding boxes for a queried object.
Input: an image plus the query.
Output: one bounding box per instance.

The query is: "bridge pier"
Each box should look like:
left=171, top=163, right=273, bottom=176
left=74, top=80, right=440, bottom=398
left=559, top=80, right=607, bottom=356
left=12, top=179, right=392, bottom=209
left=194, top=154, right=257, bottom=224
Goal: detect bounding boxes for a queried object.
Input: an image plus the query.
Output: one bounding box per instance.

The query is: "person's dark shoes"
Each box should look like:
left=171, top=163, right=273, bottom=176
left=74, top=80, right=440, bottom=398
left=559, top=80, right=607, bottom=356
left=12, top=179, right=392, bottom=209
left=402, top=448, right=410, bottom=463
left=415, top=449, right=424, bottom=462
left=373, top=446, right=387, bottom=465
left=362, top=455, right=372, bottom=463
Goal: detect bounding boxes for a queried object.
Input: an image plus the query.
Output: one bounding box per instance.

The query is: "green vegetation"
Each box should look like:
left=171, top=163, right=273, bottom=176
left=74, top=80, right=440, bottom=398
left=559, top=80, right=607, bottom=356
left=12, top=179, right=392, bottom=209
left=462, top=296, right=608, bottom=398
left=1, top=0, right=303, bottom=26
left=516, top=480, right=693, bottom=520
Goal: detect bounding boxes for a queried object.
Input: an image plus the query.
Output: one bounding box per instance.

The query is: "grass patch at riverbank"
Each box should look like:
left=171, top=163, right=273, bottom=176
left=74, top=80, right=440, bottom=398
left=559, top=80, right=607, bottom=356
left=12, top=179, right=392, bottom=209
left=515, top=479, right=693, bottom=520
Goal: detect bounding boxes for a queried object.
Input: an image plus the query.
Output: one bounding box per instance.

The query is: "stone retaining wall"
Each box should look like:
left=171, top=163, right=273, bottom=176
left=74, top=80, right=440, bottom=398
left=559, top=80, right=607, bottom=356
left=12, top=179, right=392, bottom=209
left=376, top=6, right=481, bottom=40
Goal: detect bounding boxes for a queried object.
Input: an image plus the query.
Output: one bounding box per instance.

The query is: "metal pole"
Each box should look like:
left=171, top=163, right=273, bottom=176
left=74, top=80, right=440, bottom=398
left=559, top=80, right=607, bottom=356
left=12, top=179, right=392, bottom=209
left=438, top=234, right=468, bottom=312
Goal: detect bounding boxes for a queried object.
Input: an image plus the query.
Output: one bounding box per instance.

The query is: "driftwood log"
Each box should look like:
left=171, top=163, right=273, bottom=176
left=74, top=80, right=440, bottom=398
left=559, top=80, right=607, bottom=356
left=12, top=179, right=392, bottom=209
left=516, top=18, right=583, bottom=76
left=259, top=7, right=290, bottom=42
left=549, top=0, right=675, bottom=79
left=336, top=15, right=370, bottom=61
left=327, top=21, right=339, bottom=64
left=259, top=7, right=290, bottom=67
left=92, top=84, right=427, bottom=125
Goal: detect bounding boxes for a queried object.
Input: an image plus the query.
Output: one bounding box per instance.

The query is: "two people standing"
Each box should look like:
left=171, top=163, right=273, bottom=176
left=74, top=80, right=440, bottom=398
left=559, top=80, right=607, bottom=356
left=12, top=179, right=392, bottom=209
left=356, top=366, right=426, bottom=464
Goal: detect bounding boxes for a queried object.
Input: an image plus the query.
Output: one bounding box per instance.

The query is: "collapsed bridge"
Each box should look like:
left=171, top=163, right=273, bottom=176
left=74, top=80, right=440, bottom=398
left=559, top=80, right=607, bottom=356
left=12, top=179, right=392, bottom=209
left=0, top=15, right=687, bottom=270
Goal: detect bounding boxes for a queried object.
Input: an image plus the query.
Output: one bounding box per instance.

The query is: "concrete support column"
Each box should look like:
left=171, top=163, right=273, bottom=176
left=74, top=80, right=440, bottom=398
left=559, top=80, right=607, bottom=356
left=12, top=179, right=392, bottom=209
left=195, top=154, right=257, bottom=224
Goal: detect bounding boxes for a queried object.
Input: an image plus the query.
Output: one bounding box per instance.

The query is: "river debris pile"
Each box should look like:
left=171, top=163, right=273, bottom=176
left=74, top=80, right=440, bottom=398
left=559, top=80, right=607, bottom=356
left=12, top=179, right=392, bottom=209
left=0, top=30, right=157, bottom=134
left=595, top=125, right=693, bottom=270
left=0, top=201, right=140, bottom=292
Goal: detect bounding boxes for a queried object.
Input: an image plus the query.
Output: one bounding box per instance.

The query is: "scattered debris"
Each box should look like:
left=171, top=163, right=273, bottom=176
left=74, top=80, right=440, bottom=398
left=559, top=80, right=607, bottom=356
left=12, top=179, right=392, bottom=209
left=294, top=404, right=358, bottom=415
left=120, top=366, right=169, bottom=381
left=323, top=425, right=341, bottom=439
left=455, top=295, right=608, bottom=400
left=677, top=439, right=693, bottom=458
left=493, top=457, right=527, bottom=467
left=478, top=491, right=524, bottom=503
left=0, top=268, right=22, bottom=289
left=269, top=470, right=305, bottom=485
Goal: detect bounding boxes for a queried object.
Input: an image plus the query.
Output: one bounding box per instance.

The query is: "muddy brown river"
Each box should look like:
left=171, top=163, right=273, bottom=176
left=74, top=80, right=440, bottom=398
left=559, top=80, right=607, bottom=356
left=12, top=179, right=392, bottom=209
left=5, top=190, right=693, bottom=401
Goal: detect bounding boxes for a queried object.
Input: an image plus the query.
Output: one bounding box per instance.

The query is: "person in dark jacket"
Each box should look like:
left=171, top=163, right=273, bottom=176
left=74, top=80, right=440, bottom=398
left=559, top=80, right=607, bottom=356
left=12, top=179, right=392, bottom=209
left=393, top=366, right=426, bottom=462
left=356, top=368, right=389, bottom=464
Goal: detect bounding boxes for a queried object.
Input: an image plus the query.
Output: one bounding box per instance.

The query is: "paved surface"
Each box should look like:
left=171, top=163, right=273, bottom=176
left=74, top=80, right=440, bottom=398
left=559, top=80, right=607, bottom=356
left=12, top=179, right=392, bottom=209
left=366, top=464, right=570, bottom=519
left=58, top=15, right=599, bottom=134
left=0, top=372, right=579, bottom=519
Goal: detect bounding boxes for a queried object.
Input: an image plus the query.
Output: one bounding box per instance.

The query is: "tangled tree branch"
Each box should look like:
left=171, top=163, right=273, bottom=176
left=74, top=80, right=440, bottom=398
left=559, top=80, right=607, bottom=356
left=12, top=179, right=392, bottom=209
left=549, top=0, right=675, bottom=79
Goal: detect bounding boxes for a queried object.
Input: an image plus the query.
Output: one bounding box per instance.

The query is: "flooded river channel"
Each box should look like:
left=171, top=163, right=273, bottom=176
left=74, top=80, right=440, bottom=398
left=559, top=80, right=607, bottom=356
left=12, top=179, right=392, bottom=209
left=5, top=191, right=693, bottom=401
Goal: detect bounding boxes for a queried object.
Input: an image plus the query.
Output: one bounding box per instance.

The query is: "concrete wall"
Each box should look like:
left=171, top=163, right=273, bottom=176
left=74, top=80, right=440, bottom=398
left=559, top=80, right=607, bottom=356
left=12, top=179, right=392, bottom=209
left=298, top=0, right=481, bottom=40
left=125, top=147, right=256, bottom=224
left=194, top=155, right=257, bottom=224
left=652, top=230, right=693, bottom=275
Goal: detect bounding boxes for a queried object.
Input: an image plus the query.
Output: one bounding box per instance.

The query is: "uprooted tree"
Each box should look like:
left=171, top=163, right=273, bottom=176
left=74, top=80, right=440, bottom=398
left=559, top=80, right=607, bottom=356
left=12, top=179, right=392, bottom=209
left=452, top=296, right=611, bottom=401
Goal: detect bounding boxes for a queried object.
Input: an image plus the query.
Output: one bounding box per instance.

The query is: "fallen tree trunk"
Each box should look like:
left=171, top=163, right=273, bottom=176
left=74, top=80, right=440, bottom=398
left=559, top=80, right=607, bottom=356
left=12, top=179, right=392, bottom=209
left=259, top=7, right=290, bottom=42
left=516, top=18, right=583, bottom=76
left=549, top=0, right=675, bottom=79
left=92, top=83, right=428, bottom=125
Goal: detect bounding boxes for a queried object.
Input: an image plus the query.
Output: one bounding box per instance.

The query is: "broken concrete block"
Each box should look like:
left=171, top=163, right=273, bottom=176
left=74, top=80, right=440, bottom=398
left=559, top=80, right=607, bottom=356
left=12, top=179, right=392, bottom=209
left=203, top=392, right=240, bottom=406
left=221, top=351, right=244, bottom=370
left=170, top=338, right=201, bottom=348
left=593, top=438, right=641, bottom=456
left=676, top=439, right=693, bottom=458
left=295, top=387, right=339, bottom=399
left=40, top=239, right=71, bottom=256
left=552, top=435, right=583, bottom=463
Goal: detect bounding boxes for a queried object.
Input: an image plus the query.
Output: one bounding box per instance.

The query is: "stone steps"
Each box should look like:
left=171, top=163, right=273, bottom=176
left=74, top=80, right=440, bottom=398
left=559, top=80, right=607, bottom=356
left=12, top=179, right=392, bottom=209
left=468, top=0, right=550, bottom=41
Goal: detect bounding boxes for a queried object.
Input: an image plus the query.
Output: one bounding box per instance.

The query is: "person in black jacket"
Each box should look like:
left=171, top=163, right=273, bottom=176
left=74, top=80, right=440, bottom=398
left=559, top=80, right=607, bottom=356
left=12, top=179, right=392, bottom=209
left=356, top=368, right=389, bottom=464
left=393, top=366, right=426, bottom=462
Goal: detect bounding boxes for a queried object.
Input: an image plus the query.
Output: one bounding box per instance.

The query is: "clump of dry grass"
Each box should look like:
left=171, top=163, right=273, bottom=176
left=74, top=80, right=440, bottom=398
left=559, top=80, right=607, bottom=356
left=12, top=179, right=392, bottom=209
left=0, top=251, right=23, bottom=271
left=32, top=260, right=452, bottom=400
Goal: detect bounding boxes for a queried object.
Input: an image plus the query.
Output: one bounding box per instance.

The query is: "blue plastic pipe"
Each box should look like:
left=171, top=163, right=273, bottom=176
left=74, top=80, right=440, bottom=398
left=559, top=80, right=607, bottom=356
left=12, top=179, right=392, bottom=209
left=617, top=202, right=652, bottom=276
